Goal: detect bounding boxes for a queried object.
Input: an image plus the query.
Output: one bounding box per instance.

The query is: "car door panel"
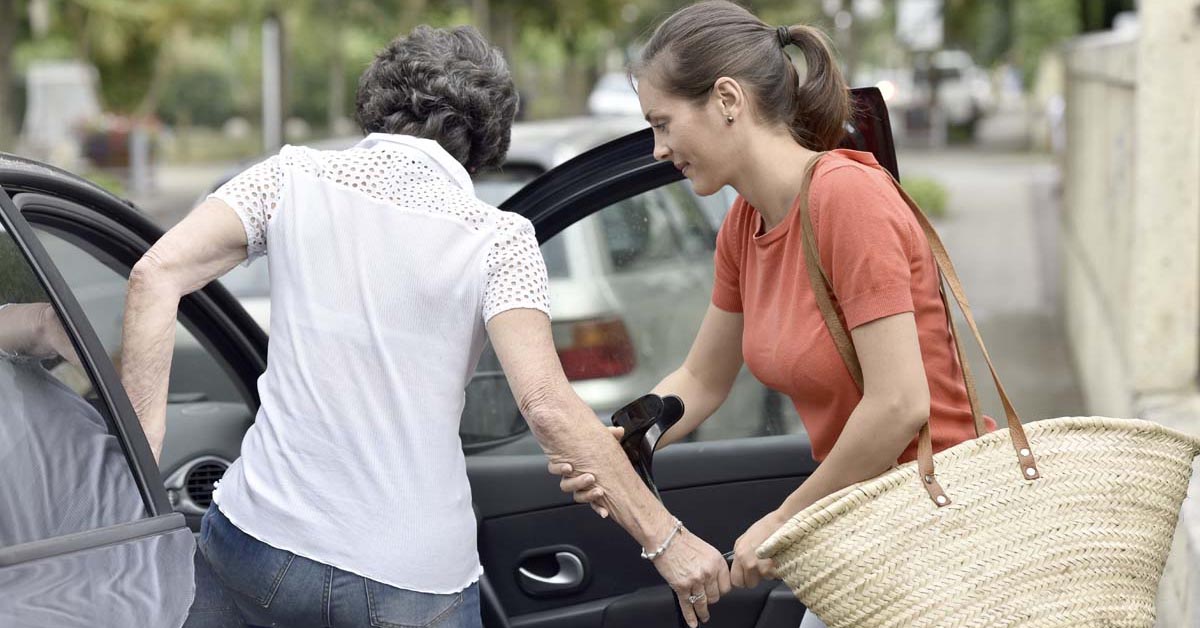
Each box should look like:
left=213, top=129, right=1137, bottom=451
left=0, top=185, right=196, bottom=625
left=469, top=435, right=817, bottom=624
left=0, top=519, right=196, bottom=627
left=3, top=182, right=266, bottom=535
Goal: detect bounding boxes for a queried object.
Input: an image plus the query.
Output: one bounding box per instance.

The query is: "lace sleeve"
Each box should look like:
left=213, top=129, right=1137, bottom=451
left=482, top=218, right=551, bottom=323
left=207, top=155, right=285, bottom=262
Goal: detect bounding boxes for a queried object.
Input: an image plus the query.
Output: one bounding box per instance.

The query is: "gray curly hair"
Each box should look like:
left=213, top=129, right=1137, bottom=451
left=355, top=25, right=518, bottom=173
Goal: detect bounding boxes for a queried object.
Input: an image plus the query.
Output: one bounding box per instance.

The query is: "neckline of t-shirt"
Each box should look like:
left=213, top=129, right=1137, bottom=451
left=751, top=196, right=796, bottom=246
left=751, top=158, right=826, bottom=247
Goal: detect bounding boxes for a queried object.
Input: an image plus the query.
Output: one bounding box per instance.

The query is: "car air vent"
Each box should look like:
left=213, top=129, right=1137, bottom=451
left=184, top=461, right=228, bottom=509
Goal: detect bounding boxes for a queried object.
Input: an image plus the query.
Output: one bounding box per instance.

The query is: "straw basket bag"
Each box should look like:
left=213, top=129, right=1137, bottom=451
left=757, top=153, right=1200, bottom=628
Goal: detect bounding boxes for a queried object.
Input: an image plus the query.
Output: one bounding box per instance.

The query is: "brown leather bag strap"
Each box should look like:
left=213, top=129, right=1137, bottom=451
left=796, top=153, right=1039, bottom=508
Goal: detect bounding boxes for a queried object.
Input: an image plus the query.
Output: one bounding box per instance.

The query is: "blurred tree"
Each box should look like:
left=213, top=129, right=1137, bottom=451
left=1078, top=0, right=1135, bottom=33
left=945, top=0, right=1080, bottom=85
left=65, top=0, right=248, bottom=115
left=0, top=0, right=17, bottom=147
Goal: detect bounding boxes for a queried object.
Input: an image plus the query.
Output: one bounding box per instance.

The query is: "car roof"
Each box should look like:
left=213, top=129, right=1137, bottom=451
left=502, top=116, right=648, bottom=172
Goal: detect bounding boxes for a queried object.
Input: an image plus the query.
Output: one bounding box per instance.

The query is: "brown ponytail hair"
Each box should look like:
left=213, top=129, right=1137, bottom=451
left=632, top=0, right=850, bottom=151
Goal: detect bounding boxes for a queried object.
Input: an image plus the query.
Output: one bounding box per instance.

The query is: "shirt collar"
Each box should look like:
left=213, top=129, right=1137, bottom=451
left=355, top=133, right=474, bottom=194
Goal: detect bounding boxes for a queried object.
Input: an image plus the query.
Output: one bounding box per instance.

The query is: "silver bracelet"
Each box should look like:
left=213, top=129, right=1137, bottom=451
left=641, top=519, right=684, bottom=560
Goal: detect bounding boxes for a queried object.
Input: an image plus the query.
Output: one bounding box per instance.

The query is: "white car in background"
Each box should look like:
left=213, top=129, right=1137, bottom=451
left=862, top=50, right=995, bottom=131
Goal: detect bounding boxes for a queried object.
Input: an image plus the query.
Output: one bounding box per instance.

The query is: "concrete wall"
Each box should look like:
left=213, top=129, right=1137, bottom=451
left=1061, top=3, right=1200, bottom=625
left=1062, top=2, right=1200, bottom=427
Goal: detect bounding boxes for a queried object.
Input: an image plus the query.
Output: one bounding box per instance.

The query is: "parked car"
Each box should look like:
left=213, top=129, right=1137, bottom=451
left=860, top=50, right=994, bottom=132
left=586, top=71, right=643, bottom=117
left=0, top=87, right=897, bottom=628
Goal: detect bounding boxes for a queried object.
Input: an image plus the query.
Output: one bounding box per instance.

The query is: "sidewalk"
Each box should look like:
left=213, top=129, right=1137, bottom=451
left=899, top=148, right=1084, bottom=423
left=901, top=145, right=1199, bottom=625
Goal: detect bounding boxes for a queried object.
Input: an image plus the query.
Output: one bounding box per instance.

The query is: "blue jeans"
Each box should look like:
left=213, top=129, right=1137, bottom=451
left=200, top=505, right=481, bottom=628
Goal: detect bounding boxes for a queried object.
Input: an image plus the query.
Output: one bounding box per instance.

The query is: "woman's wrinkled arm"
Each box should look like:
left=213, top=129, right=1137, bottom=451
left=486, top=308, right=678, bottom=545
left=487, top=308, right=731, bottom=625
left=121, top=198, right=249, bottom=462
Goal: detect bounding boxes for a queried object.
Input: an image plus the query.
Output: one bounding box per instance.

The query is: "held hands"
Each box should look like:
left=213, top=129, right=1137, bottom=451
left=547, top=426, right=624, bottom=518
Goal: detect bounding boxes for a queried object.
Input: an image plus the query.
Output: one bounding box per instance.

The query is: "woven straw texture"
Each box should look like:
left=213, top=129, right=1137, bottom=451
left=758, top=416, right=1200, bottom=628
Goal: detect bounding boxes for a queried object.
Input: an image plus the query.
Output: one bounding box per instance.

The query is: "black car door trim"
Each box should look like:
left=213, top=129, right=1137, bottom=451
left=0, top=513, right=188, bottom=567
left=469, top=434, right=818, bottom=519
left=14, top=192, right=267, bottom=408
left=0, top=189, right=171, bottom=517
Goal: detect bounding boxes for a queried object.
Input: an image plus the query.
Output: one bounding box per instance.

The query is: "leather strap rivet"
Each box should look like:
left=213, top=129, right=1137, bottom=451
left=1019, top=448, right=1030, bottom=457
left=924, top=474, right=934, bottom=484
left=935, top=495, right=948, bottom=505
left=1025, top=467, right=1037, bottom=478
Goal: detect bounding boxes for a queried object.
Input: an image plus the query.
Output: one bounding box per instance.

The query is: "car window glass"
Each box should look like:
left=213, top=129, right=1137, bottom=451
left=463, top=181, right=803, bottom=455
left=0, top=226, right=147, bottom=548
left=660, top=184, right=716, bottom=258
left=602, top=190, right=681, bottom=272
left=32, top=228, right=250, bottom=406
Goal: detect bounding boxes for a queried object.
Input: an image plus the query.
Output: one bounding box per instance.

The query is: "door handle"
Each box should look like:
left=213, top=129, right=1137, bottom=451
left=517, top=550, right=586, bottom=596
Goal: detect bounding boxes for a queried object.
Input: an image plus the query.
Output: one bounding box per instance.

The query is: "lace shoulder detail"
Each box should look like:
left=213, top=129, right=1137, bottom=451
left=482, top=215, right=551, bottom=322
left=208, top=154, right=286, bottom=262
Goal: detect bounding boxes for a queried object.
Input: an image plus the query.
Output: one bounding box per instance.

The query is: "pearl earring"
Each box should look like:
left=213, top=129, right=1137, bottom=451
left=726, top=115, right=734, bottom=124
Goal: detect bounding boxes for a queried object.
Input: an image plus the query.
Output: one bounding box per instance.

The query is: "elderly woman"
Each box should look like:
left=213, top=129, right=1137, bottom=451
left=120, top=25, right=728, bottom=628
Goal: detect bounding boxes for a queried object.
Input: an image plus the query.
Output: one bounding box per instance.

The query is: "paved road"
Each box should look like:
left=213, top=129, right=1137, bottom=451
left=900, top=147, right=1084, bottom=423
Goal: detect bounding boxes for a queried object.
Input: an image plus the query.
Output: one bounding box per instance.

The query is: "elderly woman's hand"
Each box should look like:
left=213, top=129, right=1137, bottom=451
left=0, top=303, right=81, bottom=367
left=547, top=426, right=623, bottom=517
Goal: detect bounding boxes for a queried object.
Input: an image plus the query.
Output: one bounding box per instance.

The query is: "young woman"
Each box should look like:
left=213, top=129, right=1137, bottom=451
left=560, top=2, right=994, bottom=626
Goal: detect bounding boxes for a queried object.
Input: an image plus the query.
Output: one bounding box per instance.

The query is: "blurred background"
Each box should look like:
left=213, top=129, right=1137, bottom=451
left=1, top=0, right=1198, bottom=618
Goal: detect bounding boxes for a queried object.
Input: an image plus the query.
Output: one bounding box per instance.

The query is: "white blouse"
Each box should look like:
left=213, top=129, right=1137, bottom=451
left=208, top=133, right=550, bottom=594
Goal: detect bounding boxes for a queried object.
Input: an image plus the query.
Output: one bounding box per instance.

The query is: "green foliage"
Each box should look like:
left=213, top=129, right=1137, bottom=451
left=157, top=66, right=236, bottom=127
left=0, top=237, right=47, bottom=304
left=901, top=176, right=950, bottom=220
left=1014, top=0, right=1080, bottom=87
left=83, top=170, right=127, bottom=197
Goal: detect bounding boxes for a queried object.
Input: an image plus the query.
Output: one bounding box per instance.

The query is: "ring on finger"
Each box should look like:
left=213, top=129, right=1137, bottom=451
left=687, top=592, right=707, bottom=604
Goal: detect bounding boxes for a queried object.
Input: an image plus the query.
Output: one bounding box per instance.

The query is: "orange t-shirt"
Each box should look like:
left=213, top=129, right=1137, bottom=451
left=712, top=149, right=994, bottom=462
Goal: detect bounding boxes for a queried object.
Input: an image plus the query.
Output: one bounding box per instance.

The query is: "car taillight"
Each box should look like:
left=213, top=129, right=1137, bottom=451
left=554, top=317, right=637, bottom=381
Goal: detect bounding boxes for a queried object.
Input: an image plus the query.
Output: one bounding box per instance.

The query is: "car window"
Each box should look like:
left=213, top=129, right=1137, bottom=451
left=601, top=190, right=682, bottom=272
left=0, top=227, right=148, bottom=548
left=31, top=227, right=250, bottom=406
left=463, top=180, right=803, bottom=454
left=474, top=167, right=569, bottom=279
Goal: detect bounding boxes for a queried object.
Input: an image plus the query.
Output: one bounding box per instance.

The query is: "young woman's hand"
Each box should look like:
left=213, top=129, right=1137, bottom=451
left=730, top=509, right=786, bottom=589
left=547, top=426, right=623, bottom=517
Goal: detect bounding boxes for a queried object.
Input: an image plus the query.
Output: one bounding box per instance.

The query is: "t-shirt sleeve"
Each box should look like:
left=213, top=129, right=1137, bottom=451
left=207, top=154, right=286, bottom=263
left=812, top=165, right=917, bottom=330
left=711, top=199, right=745, bottom=313
left=482, top=217, right=552, bottom=323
